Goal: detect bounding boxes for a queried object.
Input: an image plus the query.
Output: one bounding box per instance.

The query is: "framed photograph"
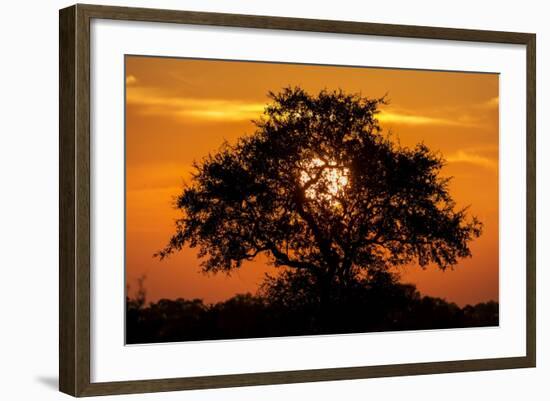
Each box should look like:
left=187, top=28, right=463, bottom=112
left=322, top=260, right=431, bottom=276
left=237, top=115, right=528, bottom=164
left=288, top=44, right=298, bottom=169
left=59, top=4, right=536, bottom=397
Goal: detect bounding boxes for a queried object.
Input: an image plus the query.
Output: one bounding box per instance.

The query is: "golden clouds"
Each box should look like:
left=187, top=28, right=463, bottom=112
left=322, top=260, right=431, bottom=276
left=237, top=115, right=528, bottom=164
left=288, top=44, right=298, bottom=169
left=485, top=96, right=499, bottom=108
left=378, top=110, right=468, bottom=127
left=126, top=74, right=137, bottom=85
left=446, top=149, right=498, bottom=171
left=127, top=84, right=494, bottom=129
left=127, top=86, right=265, bottom=122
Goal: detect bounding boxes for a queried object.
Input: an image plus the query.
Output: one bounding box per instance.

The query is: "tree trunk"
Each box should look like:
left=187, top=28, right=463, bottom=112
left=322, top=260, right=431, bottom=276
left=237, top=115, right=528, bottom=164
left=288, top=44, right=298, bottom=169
left=316, top=272, right=334, bottom=332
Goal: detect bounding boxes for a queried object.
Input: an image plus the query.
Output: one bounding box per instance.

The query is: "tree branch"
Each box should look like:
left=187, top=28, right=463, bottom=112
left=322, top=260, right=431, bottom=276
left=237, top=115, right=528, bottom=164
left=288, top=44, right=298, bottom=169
left=266, top=241, right=316, bottom=270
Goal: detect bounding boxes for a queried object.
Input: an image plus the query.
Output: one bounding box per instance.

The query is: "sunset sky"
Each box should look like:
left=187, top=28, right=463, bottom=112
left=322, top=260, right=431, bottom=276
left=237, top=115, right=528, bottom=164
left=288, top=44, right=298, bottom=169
left=125, top=55, right=499, bottom=307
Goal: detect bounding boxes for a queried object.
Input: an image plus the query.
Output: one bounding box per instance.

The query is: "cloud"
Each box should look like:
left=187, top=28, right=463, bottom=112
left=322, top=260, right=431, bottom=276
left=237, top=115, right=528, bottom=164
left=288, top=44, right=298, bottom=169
left=446, top=150, right=497, bottom=171
left=178, top=100, right=265, bottom=121
left=127, top=86, right=491, bottom=128
left=127, top=87, right=264, bottom=122
left=126, top=75, right=137, bottom=85
left=378, top=111, right=470, bottom=127
left=484, top=96, right=499, bottom=108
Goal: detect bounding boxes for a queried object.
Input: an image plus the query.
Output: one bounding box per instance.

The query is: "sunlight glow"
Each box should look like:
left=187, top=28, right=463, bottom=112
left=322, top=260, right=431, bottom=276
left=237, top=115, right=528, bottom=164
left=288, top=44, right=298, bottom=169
left=299, top=158, right=349, bottom=206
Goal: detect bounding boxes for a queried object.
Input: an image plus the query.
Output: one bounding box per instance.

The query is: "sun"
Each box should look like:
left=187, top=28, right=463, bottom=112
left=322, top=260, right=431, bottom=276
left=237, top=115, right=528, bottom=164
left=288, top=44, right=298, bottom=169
left=299, top=158, right=349, bottom=206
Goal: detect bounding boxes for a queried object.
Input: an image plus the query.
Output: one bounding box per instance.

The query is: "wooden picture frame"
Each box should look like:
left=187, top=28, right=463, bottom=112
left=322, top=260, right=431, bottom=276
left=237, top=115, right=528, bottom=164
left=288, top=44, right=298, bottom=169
left=59, top=3, right=536, bottom=397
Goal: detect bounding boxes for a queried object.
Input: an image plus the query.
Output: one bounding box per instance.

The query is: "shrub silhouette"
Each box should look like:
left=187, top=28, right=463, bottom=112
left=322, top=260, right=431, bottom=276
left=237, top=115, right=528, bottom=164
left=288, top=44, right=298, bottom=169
left=126, top=276, right=498, bottom=344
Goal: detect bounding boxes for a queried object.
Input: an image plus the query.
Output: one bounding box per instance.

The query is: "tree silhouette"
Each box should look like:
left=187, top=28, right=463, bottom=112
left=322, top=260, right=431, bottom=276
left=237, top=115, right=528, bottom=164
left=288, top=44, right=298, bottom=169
left=157, top=87, right=482, bottom=312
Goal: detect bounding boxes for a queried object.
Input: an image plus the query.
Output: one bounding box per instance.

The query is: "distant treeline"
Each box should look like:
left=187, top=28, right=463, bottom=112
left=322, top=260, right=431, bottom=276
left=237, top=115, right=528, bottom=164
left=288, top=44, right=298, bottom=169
left=126, top=272, right=498, bottom=344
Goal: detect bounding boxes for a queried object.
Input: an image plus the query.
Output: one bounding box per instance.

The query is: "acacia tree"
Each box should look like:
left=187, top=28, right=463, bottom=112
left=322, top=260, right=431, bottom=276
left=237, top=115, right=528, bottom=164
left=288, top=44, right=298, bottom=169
left=157, top=87, right=482, bottom=309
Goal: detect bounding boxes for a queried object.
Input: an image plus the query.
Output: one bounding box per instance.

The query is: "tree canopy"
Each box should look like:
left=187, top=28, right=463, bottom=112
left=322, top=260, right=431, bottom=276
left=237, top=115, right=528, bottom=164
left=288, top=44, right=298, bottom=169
left=157, top=87, right=482, bottom=303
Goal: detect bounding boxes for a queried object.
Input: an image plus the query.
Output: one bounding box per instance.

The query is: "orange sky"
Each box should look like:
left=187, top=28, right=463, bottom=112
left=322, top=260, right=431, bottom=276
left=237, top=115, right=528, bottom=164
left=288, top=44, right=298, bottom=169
left=125, top=55, right=499, bottom=307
